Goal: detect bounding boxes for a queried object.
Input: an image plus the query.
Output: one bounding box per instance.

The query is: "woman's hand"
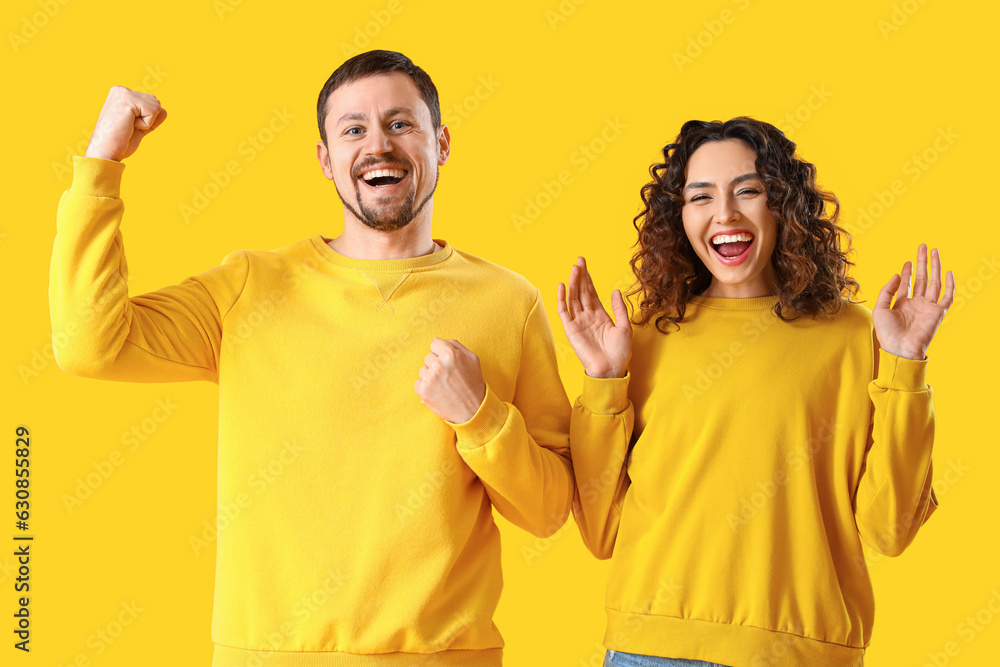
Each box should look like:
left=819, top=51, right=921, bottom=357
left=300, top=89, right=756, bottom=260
left=873, top=244, right=955, bottom=361
left=557, top=257, right=633, bottom=378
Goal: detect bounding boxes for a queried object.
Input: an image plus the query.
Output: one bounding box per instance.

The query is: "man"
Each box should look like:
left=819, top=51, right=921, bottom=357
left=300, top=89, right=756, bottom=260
left=49, top=50, right=572, bottom=666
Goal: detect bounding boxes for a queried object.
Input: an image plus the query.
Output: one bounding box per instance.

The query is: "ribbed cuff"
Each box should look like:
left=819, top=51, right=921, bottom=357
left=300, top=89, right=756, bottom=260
left=875, top=348, right=928, bottom=391
left=579, top=371, right=630, bottom=414
left=70, top=155, right=126, bottom=198
left=451, top=385, right=509, bottom=450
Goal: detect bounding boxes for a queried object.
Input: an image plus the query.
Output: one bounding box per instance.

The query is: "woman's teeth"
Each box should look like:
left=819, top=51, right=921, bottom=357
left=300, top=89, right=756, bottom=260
left=711, top=233, right=754, bottom=259
left=711, top=232, right=754, bottom=245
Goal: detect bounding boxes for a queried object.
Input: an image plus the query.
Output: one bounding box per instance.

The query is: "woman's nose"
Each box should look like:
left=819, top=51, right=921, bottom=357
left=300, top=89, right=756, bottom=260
left=713, top=194, right=742, bottom=224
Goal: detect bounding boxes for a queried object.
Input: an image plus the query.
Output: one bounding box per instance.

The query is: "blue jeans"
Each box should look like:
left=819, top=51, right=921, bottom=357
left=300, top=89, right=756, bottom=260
left=603, top=650, right=731, bottom=667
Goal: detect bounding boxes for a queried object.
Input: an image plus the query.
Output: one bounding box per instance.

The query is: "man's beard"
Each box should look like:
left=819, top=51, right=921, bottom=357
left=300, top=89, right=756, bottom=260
left=336, top=167, right=439, bottom=233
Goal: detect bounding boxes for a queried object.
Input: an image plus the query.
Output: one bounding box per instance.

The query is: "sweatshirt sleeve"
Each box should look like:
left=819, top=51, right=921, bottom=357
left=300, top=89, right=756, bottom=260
left=853, top=347, right=938, bottom=557
left=568, top=372, right=634, bottom=560
left=449, top=290, right=574, bottom=538
left=48, top=156, right=250, bottom=384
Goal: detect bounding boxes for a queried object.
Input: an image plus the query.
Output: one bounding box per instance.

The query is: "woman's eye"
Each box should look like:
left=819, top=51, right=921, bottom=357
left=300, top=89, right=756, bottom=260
left=738, top=188, right=760, bottom=196
left=690, top=194, right=709, bottom=202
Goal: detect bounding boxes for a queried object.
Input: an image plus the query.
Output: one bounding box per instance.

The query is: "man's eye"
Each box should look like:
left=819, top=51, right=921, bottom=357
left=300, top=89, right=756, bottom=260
left=346, top=127, right=362, bottom=135
left=390, top=121, right=408, bottom=130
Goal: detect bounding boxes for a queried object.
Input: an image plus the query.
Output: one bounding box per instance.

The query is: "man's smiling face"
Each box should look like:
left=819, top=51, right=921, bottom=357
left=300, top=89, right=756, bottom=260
left=317, top=72, right=450, bottom=232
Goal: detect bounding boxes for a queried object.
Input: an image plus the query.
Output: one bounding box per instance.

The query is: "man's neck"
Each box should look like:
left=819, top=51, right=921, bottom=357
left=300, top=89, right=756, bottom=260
left=326, top=219, right=439, bottom=260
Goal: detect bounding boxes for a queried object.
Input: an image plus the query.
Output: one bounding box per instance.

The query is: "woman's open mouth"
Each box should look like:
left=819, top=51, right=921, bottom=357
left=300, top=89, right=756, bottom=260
left=710, top=231, right=754, bottom=266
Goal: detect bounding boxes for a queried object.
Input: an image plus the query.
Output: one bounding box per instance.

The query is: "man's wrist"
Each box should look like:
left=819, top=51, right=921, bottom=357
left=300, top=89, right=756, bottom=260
left=452, top=385, right=487, bottom=425
left=451, top=385, right=508, bottom=449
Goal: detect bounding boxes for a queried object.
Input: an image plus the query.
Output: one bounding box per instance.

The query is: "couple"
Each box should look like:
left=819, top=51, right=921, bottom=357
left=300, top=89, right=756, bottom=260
left=49, top=50, right=952, bottom=667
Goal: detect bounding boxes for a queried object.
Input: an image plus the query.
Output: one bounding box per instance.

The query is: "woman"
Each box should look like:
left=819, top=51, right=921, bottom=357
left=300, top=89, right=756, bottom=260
left=557, top=117, right=953, bottom=667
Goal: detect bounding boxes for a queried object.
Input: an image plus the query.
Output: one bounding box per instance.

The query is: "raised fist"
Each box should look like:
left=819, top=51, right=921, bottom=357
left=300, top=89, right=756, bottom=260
left=84, top=85, right=167, bottom=162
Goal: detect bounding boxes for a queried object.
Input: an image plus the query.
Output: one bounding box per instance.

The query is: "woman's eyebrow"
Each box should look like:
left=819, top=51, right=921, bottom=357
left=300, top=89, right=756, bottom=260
left=730, top=172, right=761, bottom=186
left=684, top=172, right=761, bottom=191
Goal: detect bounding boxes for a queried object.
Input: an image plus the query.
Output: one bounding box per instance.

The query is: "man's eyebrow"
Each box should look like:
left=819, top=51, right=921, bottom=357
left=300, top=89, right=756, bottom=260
left=336, top=111, right=368, bottom=125
left=684, top=173, right=761, bottom=191
left=383, top=107, right=414, bottom=117
left=336, top=107, right=416, bottom=126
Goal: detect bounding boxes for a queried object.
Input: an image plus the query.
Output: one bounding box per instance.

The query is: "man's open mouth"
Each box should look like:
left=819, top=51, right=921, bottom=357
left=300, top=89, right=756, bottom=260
left=359, top=168, right=408, bottom=188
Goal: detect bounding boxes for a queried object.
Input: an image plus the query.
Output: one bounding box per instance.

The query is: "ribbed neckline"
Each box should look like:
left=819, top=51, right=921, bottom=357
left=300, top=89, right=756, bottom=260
left=689, top=294, right=780, bottom=310
left=309, top=234, right=454, bottom=272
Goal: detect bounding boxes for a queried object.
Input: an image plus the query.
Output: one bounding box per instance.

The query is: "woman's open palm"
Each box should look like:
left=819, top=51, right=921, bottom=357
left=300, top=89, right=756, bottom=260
left=873, top=244, right=955, bottom=360
left=557, top=257, right=633, bottom=379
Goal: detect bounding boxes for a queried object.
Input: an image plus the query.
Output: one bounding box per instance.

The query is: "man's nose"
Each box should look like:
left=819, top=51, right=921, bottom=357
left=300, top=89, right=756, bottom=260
left=362, top=126, right=393, bottom=155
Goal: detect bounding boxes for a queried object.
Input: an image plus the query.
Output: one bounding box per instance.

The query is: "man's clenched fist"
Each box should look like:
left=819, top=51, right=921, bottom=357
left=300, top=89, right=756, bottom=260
left=85, top=85, right=167, bottom=162
left=414, top=338, right=487, bottom=424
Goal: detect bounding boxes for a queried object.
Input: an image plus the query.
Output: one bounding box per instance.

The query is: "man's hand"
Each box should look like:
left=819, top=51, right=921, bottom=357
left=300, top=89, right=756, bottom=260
left=873, top=244, right=955, bottom=361
left=557, top=256, right=632, bottom=378
left=414, top=338, right=487, bottom=424
left=85, top=86, right=168, bottom=162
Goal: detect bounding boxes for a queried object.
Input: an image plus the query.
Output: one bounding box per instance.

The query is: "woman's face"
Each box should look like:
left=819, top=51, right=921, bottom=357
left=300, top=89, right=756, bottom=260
left=681, top=139, right=778, bottom=298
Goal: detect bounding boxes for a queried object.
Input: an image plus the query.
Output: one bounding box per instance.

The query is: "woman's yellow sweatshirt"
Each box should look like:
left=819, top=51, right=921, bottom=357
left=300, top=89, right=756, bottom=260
left=49, top=156, right=574, bottom=666
left=571, top=294, right=938, bottom=667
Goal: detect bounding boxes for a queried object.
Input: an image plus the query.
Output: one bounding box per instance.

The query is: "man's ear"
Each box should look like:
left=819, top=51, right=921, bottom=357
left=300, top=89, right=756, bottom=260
left=437, top=125, right=451, bottom=166
left=316, top=141, right=334, bottom=180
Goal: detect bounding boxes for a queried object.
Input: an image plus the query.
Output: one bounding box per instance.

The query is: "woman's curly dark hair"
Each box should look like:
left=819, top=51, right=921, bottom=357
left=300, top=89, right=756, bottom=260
left=628, top=116, right=860, bottom=333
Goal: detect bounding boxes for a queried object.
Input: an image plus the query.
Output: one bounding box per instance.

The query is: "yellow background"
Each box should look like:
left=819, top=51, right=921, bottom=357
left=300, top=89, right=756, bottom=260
left=3, top=0, right=999, bottom=665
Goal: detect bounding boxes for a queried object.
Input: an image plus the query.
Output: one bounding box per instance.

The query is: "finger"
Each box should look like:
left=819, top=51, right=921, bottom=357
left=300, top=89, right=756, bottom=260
left=939, top=270, right=956, bottom=310
left=414, top=378, right=422, bottom=397
left=556, top=283, right=570, bottom=320
left=132, top=99, right=162, bottom=130
left=448, top=339, right=471, bottom=354
left=912, top=244, right=928, bottom=298
left=875, top=274, right=902, bottom=311
left=429, top=337, right=454, bottom=358
left=418, top=365, right=428, bottom=380
left=148, top=106, right=168, bottom=132
left=583, top=258, right=605, bottom=314
left=897, top=261, right=913, bottom=303
left=610, top=289, right=630, bottom=329
left=578, top=257, right=598, bottom=311
left=926, top=247, right=942, bottom=302
left=424, top=352, right=438, bottom=368
left=567, top=263, right=583, bottom=317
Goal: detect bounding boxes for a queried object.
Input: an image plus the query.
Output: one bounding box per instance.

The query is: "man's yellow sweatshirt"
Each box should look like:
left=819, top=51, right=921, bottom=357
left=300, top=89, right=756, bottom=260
left=49, top=156, right=574, bottom=666
left=571, top=294, right=939, bottom=667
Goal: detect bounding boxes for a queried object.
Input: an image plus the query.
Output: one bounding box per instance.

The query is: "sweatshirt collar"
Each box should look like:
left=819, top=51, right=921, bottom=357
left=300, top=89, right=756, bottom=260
left=309, top=234, right=454, bottom=272
left=688, top=294, right=780, bottom=310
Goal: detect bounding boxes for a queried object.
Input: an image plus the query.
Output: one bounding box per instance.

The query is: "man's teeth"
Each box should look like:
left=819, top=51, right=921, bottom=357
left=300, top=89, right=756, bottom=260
left=362, top=169, right=406, bottom=181
left=712, top=233, right=754, bottom=245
